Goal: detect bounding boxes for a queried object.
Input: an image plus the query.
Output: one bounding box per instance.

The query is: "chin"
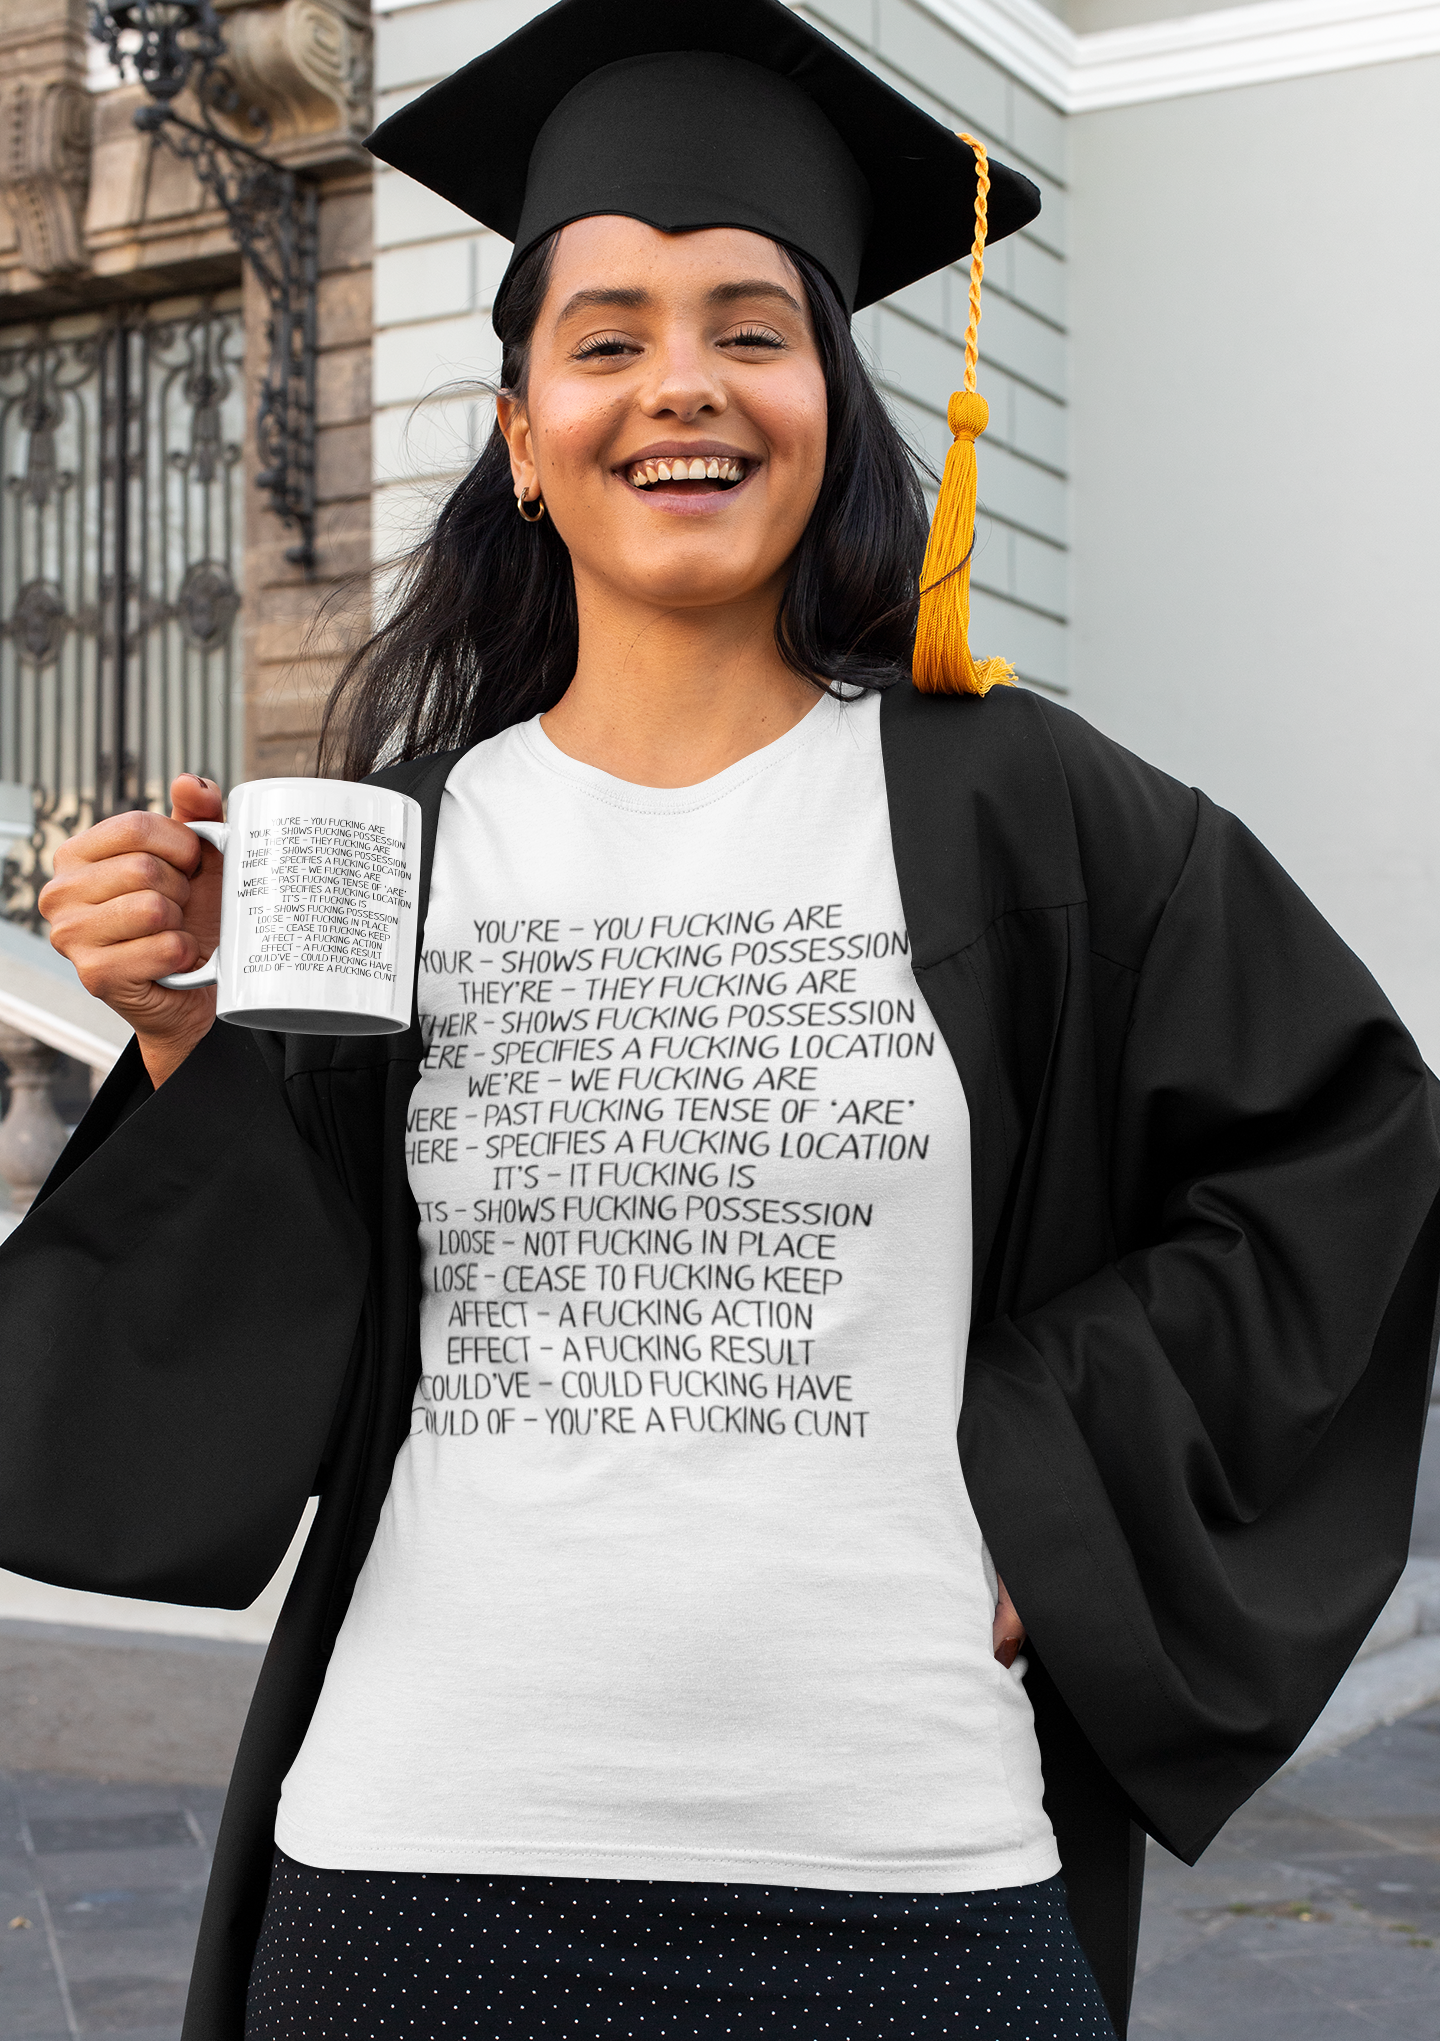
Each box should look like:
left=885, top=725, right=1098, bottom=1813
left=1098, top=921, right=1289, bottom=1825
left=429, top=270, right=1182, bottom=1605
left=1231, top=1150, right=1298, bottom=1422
left=597, top=543, right=774, bottom=611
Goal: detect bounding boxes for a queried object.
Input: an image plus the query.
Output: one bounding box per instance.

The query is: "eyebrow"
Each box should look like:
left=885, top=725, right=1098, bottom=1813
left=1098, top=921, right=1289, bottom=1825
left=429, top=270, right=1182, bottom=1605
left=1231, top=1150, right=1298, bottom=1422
left=708, top=280, right=805, bottom=315
left=555, top=279, right=805, bottom=322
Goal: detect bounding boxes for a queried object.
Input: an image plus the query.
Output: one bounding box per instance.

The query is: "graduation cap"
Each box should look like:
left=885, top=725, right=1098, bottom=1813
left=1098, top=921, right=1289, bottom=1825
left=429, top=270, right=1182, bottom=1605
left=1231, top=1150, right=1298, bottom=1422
left=367, top=0, right=1042, bottom=696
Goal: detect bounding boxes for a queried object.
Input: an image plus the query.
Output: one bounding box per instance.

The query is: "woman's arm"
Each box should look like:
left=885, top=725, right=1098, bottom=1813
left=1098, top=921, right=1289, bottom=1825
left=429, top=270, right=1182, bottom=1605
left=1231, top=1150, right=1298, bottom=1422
left=963, top=792, right=1440, bottom=1862
left=40, top=774, right=226, bottom=1087
left=0, top=1017, right=372, bottom=1611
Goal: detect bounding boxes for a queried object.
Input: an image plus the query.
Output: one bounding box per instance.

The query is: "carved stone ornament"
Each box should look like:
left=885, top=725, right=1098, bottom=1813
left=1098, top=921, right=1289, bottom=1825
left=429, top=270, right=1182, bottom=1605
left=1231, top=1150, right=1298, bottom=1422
left=176, top=559, right=240, bottom=650
left=8, top=580, right=68, bottom=665
left=219, top=0, right=372, bottom=164
left=0, top=75, right=92, bottom=277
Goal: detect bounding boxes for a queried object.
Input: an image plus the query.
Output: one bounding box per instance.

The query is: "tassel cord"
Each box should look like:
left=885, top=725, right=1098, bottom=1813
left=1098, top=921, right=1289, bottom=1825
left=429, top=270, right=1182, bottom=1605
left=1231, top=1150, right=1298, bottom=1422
left=910, top=131, right=1017, bottom=698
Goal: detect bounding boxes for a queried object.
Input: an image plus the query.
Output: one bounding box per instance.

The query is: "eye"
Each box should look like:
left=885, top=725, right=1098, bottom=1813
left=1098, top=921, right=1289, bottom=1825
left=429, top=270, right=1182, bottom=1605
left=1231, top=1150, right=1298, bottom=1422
left=572, top=333, right=638, bottom=362
left=722, top=325, right=786, bottom=351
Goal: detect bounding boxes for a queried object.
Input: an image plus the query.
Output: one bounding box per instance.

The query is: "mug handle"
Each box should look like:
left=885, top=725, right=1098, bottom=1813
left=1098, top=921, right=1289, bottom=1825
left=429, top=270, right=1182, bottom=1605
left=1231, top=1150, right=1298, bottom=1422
left=156, top=819, right=230, bottom=990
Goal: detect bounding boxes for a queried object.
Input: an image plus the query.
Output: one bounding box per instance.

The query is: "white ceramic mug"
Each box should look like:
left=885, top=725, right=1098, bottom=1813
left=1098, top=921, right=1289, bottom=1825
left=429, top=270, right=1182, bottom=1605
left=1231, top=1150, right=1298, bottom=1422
left=157, top=778, right=422, bottom=1036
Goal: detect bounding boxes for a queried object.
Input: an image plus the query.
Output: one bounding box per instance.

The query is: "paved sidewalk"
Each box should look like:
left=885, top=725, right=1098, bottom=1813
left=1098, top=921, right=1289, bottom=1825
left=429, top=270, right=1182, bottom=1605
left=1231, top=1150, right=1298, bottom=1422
left=0, top=1704, right=1435, bottom=2038
left=0, top=1770, right=222, bottom=2040
left=1131, top=1702, right=1440, bottom=2038
left=0, top=1623, right=263, bottom=1789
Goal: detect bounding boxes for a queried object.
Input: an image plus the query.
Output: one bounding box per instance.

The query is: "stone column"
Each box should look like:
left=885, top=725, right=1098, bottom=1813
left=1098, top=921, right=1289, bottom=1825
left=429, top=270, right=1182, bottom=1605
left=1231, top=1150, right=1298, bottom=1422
left=242, top=167, right=374, bottom=779
left=0, top=0, right=92, bottom=284
left=221, top=0, right=375, bottom=781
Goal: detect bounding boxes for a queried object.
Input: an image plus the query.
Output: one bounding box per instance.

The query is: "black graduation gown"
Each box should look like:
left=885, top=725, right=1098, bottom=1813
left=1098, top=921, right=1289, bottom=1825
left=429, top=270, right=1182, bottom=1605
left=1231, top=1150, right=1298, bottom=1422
left=2, top=682, right=1436, bottom=2041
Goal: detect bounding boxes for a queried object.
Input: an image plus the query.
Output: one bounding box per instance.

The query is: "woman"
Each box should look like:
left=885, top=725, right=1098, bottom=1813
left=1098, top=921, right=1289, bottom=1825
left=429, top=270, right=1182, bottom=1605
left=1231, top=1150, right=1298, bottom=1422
left=10, top=3, right=1439, bottom=2038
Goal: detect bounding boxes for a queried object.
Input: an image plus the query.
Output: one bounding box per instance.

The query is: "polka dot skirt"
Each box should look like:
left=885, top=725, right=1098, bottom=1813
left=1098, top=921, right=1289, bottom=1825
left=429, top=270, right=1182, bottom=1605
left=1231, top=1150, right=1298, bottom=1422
left=244, top=1852, right=1116, bottom=2038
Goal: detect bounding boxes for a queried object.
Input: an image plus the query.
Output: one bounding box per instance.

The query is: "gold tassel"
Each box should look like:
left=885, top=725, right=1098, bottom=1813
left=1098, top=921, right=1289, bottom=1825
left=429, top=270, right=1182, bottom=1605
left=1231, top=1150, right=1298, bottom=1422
left=912, top=134, right=1017, bottom=697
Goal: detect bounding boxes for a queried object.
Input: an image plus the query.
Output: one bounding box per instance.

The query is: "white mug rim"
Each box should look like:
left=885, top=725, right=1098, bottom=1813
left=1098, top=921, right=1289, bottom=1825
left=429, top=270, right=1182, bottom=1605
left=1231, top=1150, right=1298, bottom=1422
left=227, top=777, right=395, bottom=797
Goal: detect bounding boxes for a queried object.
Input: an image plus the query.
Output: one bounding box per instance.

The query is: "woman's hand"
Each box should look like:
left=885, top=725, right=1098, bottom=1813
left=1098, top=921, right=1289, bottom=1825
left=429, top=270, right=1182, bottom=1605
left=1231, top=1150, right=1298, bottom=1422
left=993, top=1576, right=1025, bottom=1669
left=40, top=775, right=224, bottom=1089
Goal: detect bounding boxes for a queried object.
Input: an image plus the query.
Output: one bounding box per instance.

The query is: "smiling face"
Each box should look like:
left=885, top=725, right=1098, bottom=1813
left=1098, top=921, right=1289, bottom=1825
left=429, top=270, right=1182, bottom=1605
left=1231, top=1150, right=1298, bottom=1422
left=496, top=217, right=829, bottom=622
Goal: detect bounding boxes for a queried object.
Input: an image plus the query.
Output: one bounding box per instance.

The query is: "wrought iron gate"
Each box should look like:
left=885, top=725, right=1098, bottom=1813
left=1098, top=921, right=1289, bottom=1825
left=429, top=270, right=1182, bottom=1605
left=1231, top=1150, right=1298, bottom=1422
left=0, top=291, right=246, bottom=927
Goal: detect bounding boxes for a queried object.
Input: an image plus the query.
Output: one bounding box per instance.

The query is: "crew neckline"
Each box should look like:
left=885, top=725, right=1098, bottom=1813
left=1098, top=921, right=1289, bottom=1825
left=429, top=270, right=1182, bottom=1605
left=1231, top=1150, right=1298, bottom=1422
left=515, top=692, right=854, bottom=816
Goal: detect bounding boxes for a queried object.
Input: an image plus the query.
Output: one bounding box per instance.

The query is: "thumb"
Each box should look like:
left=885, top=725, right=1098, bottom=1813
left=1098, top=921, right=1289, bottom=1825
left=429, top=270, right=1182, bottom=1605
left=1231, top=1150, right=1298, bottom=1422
left=170, top=773, right=225, bottom=825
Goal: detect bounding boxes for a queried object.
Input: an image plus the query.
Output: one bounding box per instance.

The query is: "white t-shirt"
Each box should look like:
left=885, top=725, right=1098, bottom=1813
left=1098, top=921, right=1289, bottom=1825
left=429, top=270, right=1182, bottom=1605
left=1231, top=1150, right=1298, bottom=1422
left=276, top=690, right=1058, bottom=1894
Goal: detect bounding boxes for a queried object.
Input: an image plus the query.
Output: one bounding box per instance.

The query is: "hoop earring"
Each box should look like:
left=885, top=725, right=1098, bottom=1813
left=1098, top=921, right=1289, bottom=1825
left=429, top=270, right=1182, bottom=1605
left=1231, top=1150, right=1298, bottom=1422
left=516, top=490, right=545, bottom=524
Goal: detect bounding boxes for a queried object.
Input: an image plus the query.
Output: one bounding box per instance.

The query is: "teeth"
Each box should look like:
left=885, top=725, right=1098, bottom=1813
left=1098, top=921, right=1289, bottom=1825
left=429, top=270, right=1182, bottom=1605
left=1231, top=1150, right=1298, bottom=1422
left=627, top=456, right=747, bottom=486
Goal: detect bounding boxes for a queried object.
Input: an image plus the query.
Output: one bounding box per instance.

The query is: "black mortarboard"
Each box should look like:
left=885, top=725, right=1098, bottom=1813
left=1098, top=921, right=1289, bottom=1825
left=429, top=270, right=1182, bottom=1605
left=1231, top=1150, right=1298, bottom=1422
left=366, top=0, right=1041, bottom=316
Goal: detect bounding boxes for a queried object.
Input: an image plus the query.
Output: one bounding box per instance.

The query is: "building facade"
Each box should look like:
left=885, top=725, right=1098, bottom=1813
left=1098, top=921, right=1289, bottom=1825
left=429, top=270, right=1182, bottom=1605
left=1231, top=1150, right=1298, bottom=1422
left=0, top=0, right=379, bottom=929
left=1067, top=36, right=1440, bottom=1065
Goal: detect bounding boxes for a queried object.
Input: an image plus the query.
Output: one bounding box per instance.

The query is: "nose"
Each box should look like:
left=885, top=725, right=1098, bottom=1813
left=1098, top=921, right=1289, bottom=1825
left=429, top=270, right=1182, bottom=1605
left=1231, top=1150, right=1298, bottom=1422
left=639, top=330, right=728, bottom=425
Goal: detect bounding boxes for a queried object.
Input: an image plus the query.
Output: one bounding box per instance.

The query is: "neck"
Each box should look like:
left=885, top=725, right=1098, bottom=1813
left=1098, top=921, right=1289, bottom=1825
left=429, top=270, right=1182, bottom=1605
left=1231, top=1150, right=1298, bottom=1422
left=540, top=571, right=819, bottom=788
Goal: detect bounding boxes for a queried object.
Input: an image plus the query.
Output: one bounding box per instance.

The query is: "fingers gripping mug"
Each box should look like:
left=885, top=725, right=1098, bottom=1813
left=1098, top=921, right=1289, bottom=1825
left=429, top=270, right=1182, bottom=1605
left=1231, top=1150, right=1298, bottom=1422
left=157, top=779, right=422, bottom=1036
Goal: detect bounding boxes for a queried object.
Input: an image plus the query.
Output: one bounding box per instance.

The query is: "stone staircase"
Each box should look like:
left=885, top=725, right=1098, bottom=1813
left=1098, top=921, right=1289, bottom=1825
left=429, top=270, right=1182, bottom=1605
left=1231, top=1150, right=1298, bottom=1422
left=0, top=919, right=130, bottom=1232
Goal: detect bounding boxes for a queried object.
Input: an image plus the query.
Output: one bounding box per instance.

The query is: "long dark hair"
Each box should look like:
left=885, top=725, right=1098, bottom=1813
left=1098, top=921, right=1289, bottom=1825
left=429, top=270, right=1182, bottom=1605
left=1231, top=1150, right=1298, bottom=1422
left=318, top=234, right=929, bottom=780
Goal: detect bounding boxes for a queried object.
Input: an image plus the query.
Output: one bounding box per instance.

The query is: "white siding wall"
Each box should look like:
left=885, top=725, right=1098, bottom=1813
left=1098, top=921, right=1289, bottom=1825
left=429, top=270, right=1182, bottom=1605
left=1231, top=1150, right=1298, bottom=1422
left=372, top=0, right=521, bottom=563
left=1068, top=57, right=1440, bottom=1060
left=372, top=0, right=1071, bottom=693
